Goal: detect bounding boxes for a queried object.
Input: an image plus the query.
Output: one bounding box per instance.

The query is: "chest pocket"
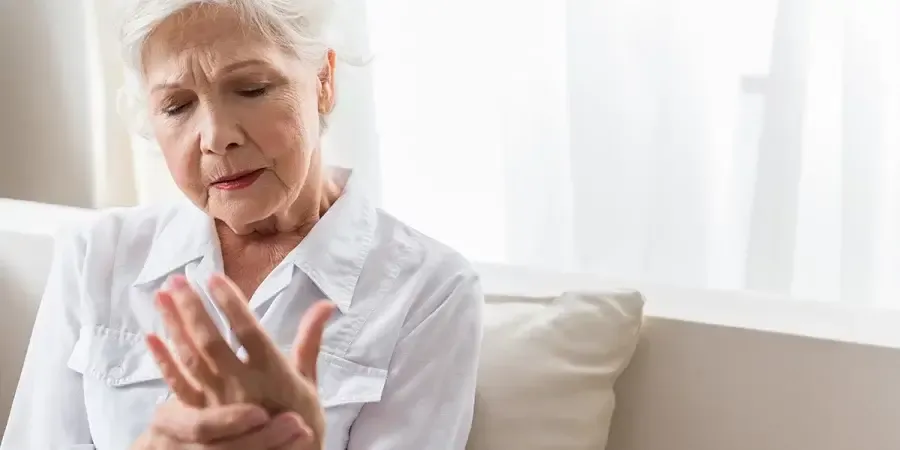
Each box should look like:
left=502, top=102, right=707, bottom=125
left=304, top=350, right=389, bottom=449
left=67, top=327, right=389, bottom=407
left=67, top=327, right=168, bottom=450
left=67, top=329, right=390, bottom=404
left=68, top=327, right=164, bottom=387
left=65, top=327, right=388, bottom=447
left=315, top=351, right=388, bottom=409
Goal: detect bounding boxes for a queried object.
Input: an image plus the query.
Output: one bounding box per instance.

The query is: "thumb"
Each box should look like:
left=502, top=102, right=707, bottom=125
left=292, top=301, right=336, bottom=384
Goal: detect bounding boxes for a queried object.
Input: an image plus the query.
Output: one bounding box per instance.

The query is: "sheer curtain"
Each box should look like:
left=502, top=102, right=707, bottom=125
left=23, top=0, right=900, bottom=306
left=366, top=0, right=900, bottom=306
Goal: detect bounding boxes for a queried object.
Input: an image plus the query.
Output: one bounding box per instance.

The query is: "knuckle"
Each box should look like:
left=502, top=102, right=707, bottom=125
left=233, top=323, right=258, bottom=340
left=199, top=340, right=229, bottom=365
left=180, top=352, right=199, bottom=370
left=199, top=337, right=218, bottom=354
left=170, top=290, right=191, bottom=311
left=188, top=420, right=215, bottom=443
left=224, top=409, right=250, bottom=427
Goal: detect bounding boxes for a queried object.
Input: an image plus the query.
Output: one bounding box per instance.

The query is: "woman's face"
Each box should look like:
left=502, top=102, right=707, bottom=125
left=142, top=5, right=334, bottom=230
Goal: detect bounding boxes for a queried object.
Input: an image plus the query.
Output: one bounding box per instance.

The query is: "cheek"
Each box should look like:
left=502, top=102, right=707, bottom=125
left=154, top=122, right=203, bottom=193
left=244, top=92, right=317, bottom=173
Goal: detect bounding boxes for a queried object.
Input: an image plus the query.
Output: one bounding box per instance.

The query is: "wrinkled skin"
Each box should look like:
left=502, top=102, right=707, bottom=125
left=144, top=274, right=334, bottom=449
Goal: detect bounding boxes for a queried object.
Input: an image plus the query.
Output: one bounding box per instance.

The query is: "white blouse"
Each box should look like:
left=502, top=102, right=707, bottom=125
left=1, top=171, right=483, bottom=450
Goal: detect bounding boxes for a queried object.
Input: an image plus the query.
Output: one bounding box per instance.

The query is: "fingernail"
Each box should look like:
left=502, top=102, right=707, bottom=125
left=270, top=420, right=294, bottom=440
left=272, top=414, right=307, bottom=440
left=208, top=273, right=223, bottom=286
left=246, top=408, right=269, bottom=425
left=296, top=423, right=313, bottom=442
left=154, top=292, right=172, bottom=311
left=285, top=424, right=313, bottom=444
left=168, top=275, right=187, bottom=289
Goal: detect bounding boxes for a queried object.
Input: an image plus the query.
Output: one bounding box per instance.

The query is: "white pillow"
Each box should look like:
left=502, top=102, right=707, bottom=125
left=467, top=290, right=644, bottom=450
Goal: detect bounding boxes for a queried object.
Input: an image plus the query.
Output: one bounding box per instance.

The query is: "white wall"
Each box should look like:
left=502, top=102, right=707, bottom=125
left=0, top=1, right=96, bottom=207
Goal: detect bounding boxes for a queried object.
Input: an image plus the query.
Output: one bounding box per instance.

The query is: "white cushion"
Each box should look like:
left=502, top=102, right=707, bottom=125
left=468, top=290, right=644, bottom=450
left=0, top=230, right=57, bottom=436
left=0, top=199, right=90, bottom=436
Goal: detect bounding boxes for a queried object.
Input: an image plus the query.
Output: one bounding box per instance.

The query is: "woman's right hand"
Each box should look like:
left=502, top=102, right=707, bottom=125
left=144, top=274, right=331, bottom=446
left=133, top=400, right=312, bottom=449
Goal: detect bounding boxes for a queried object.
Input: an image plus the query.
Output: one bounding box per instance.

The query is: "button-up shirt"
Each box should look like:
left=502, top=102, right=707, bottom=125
left=1, top=170, right=483, bottom=450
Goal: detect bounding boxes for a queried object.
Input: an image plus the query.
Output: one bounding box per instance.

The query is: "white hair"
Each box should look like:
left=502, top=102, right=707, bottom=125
left=117, top=0, right=338, bottom=138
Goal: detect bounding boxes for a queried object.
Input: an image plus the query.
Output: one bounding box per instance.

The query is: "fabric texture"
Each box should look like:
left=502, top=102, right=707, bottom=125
left=0, top=169, right=482, bottom=450
left=467, top=290, right=644, bottom=450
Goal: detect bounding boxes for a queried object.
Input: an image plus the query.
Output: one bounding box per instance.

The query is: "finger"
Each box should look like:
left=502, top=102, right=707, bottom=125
left=207, top=412, right=312, bottom=450
left=292, top=301, right=336, bottom=383
left=155, top=290, right=219, bottom=386
left=208, top=273, right=274, bottom=362
left=145, top=333, right=205, bottom=407
left=268, top=414, right=315, bottom=450
left=153, top=401, right=270, bottom=444
left=168, top=275, right=242, bottom=375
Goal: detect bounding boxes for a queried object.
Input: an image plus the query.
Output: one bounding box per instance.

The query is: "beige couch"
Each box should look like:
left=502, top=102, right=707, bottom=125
left=3, top=199, right=900, bottom=449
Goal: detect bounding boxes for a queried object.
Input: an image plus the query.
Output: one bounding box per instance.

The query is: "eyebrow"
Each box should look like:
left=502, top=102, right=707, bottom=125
left=150, top=59, right=273, bottom=92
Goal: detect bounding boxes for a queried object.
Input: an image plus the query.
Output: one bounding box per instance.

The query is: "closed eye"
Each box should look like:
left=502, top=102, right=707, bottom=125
left=238, top=86, right=269, bottom=98
left=163, top=101, right=193, bottom=116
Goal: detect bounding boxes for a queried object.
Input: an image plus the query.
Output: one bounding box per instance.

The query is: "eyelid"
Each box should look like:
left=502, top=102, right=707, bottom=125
left=238, top=83, right=269, bottom=91
left=162, top=100, right=192, bottom=116
left=228, top=71, right=287, bottom=87
left=157, top=89, right=192, bottom=110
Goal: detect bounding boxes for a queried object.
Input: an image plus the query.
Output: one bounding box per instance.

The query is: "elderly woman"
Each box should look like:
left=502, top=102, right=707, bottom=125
left=0, top=1, right=482, bottom=449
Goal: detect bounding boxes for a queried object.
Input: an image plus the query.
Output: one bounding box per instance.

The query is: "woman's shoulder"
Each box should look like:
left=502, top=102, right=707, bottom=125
left=371, top=208, right=477, bottom=281
left=57, top=201, right=192, bottom=252
left=369, top=208, right=482, bottom=320
left=51, top=201, right=201, bottom=291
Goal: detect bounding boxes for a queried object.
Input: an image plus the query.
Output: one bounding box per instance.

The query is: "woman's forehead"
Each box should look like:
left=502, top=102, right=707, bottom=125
left=147, top=5, right=268, bottom=52
left=142, top=7, right=280, bottom=81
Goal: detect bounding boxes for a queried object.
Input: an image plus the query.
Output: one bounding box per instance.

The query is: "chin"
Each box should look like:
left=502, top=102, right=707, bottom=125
left=211, top=193, right=285, bottom=230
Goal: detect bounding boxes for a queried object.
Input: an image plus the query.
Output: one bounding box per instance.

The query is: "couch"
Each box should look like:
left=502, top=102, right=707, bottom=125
left=3, top=198, right=900, bottom=449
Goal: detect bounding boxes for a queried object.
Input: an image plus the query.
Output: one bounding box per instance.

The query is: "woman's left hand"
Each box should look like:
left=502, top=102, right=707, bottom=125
left=144, top=274, right=334, bottom=448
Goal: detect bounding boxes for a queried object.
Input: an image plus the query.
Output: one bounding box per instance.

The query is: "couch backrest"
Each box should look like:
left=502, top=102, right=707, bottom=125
left=470, top=266, right=900, bottom=450
left=0, top=199, right=91, bottom=435
left=609, top=314, right=900, bottom=450
left=0, top=230, right=55, bottom=435
left=4, top=200, right=900, bottom=449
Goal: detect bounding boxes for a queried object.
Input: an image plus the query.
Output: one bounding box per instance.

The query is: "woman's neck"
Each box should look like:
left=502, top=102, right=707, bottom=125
left=216, top=166, right=344, bottom=246
left=213, top=166, right=344, bottom=297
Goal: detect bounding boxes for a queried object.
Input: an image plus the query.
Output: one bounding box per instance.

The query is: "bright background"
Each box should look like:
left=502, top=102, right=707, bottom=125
left=3, top=0, right=900, bottom=306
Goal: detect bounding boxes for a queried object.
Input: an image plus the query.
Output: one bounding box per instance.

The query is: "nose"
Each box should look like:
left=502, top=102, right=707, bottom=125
left=198, top=104, right=245, bottom=154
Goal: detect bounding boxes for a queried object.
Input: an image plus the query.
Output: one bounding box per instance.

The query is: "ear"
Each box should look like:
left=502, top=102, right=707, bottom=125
left=318, top=49, right=336, bottom=115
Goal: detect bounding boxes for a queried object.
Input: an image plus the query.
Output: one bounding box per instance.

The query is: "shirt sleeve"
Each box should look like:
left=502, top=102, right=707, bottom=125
left=347, top=267, right=484, bottom=450
left=1, top=228, right=93, bottom=449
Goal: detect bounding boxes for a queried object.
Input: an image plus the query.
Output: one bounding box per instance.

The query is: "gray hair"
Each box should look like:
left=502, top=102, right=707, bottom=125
left=117, top=0, right=336, bottom=138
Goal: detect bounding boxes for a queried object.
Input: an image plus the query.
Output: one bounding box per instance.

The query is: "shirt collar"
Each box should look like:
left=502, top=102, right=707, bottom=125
left=286, top=168, right=376, bottom=313
left=133, top=168, right=376, bottom=314
left=133, top=200, right=212, bottom=287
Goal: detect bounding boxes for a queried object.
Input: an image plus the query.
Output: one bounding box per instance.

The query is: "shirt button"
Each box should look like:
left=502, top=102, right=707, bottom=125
left=108, top=366, right=125, bottom=378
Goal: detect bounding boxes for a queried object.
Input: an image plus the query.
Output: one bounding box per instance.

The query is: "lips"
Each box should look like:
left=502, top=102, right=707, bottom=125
left=213, top=169, right=262, bottom=184
left=211, top=168, right=265, bottom=191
